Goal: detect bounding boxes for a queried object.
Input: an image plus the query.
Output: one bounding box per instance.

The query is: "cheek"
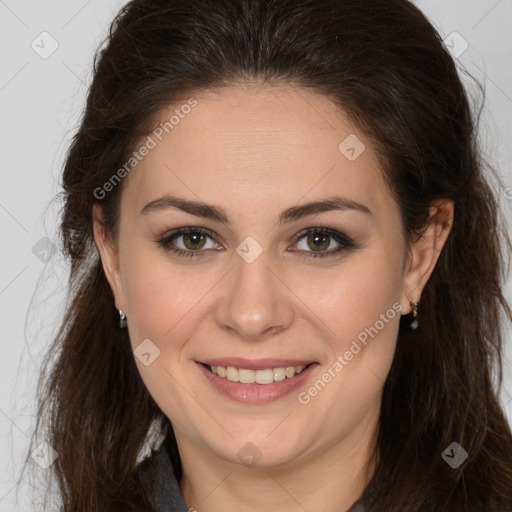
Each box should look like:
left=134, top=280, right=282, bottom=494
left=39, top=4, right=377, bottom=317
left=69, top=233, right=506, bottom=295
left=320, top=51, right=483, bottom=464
left=120, top=231, right=405, bottom=352
left=295, top=252, right=403, bottom=432
left=118, top=248, right=211, bottom=424
left=297, top=247, right=404, bottom=352
left=119, top=241, right=212, bottom=347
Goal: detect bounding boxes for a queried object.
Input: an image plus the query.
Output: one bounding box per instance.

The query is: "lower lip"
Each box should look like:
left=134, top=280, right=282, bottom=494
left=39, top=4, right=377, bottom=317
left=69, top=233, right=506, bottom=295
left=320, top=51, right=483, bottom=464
left=196, top=362, right=318, bottom=404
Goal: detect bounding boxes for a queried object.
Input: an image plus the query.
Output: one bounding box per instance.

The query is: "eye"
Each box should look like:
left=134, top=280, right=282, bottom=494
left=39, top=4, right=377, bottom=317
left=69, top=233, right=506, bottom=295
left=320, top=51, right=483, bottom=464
left=290, top=227, right=356, bottom=258
left=157, top=227, right=221, bottom=258
left=157, top=226, right=356, bottom=259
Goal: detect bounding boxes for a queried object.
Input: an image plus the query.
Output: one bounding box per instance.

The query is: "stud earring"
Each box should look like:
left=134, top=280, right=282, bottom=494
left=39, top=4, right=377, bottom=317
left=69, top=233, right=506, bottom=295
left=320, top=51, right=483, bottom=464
left=119, top=310, right=127, bottom=329
left=410, top=301, right=419, bottom=330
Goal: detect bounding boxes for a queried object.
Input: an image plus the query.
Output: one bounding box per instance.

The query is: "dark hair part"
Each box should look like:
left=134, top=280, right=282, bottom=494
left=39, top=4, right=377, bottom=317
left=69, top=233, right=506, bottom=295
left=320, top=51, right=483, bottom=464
left=30, top=0, right=512, bottom=510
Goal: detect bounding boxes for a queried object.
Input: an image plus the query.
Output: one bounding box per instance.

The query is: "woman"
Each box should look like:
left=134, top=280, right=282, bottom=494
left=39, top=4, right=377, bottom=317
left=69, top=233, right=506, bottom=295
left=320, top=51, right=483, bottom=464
left=30, top=0, right=512, bottom=511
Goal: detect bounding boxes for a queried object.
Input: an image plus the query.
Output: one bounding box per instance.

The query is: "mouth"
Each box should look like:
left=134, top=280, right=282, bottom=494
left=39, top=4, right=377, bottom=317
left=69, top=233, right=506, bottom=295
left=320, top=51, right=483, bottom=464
left=201, top=362, right=311, bottom=385
left=196, top=359, right=319, bottom=403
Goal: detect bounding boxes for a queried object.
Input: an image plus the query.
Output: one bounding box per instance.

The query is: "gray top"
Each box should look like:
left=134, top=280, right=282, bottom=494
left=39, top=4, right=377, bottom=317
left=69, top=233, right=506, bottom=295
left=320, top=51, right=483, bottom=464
left=137, top=444, right=371, bottom=512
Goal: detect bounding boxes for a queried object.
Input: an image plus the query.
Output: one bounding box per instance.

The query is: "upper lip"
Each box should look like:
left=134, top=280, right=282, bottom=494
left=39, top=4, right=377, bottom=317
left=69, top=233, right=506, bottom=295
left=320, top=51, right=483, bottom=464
left=199, top=358, right=316, bottom=370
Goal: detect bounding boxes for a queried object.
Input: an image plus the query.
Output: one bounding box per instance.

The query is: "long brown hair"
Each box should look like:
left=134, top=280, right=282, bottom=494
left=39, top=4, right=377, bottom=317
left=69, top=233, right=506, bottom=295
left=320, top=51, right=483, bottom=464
left=29, top=0, right=512, bottom=510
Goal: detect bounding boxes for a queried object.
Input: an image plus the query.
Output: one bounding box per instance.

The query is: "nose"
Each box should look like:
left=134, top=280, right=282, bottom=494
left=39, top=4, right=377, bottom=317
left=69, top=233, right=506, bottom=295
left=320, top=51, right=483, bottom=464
left=214, top=251, right=295, bottom=342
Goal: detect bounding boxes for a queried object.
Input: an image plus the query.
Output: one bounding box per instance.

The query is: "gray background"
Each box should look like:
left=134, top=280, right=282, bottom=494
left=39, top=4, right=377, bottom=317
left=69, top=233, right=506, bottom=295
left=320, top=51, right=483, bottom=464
left=0, top=0, right=511, bottom=509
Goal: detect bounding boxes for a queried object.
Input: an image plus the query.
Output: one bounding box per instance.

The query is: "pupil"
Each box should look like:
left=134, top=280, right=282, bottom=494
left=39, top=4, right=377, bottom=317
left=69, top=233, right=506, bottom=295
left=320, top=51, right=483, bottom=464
left=185, top=232, right=205, bottom=249
left=308, top=233, right=329, bottom=251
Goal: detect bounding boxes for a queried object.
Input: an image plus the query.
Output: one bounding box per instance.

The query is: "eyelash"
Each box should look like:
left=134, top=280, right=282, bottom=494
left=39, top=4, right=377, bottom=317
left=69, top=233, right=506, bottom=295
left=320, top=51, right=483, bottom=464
left=157, top=226, right=357, bottom=259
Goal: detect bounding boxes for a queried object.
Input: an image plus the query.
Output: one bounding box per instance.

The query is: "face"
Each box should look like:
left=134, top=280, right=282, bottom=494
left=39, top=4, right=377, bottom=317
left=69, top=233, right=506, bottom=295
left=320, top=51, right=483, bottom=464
left=94, top=83, right=446, bottom=470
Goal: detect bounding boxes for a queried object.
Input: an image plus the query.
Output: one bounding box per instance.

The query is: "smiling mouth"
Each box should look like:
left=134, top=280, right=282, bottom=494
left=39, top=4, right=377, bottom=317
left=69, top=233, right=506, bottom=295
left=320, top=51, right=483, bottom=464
left=201, top=363, right=312, bottom=385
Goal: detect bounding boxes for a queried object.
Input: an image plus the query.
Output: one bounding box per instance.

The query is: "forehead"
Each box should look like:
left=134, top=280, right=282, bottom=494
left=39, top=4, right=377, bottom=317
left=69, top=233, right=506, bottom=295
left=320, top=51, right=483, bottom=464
left=121, top=83, right=394, bottom=222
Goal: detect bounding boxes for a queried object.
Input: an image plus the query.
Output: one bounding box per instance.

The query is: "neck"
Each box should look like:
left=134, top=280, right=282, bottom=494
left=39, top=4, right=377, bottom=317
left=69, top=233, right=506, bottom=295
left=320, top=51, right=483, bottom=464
left=177, top=408, right=378, bottom=512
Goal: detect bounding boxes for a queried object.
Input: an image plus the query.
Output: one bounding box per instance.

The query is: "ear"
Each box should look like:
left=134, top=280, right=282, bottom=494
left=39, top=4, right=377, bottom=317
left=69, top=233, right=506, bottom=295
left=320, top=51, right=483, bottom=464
left=92, top=203, right=126, bottom=311
left=400, top=200, right=454, bottom=314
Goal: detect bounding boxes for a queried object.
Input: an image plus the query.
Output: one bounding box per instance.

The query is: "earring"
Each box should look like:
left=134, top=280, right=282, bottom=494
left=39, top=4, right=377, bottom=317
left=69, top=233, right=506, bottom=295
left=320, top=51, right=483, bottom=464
left=410, top=301, right=419, bottom=330
left=119, top=309, right=127, bottom=329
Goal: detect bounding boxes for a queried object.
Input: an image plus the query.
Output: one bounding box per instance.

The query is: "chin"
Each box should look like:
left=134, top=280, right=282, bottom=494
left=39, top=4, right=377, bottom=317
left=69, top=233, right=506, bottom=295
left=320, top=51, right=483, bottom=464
left=205, top=428, right=313, bottom=469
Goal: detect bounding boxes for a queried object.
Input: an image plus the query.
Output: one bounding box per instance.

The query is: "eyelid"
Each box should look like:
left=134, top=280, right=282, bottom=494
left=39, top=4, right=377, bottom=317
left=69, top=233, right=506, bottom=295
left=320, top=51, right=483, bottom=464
left=288, top=226, right=357, bottom=258
left=157, top=226, right=357, bottom=258
left=157, top=226, right=221, bottom=253
left=291, top=226, right=355, bottom=247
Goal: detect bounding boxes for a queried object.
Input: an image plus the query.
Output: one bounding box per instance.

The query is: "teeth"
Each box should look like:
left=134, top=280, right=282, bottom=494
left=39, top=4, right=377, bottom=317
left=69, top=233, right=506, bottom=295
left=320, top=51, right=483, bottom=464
left=273, top=368, right=286, bottom=381
left=239, top=368, right=255, bottom=384
left=226, top=366, right=239, bottom=382
left=285, top=367, right=296, bottom=378
left=208, top=364, right=307, bottom=384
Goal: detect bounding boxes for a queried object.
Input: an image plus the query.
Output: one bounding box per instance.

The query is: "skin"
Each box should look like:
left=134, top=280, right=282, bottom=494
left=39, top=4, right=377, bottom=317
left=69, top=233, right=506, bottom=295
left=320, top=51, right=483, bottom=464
left=93, top=82, right=453, bottom=512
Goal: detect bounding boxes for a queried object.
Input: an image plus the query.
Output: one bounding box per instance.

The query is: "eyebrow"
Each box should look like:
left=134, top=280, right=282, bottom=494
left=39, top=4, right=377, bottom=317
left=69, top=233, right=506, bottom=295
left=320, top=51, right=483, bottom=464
left=140, top=194, right=372, bottom=223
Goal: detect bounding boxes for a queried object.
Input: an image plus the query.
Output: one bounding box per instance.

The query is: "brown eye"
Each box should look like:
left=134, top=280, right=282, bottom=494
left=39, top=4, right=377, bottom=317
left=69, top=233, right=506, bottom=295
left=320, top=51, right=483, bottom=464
left=307, top=233, right=331, bottom=251
left=183, top=232, right=207, bottom=250
left=157, top=227, right=220, bottom=257
left=291, top=227, right=357, bottom=259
